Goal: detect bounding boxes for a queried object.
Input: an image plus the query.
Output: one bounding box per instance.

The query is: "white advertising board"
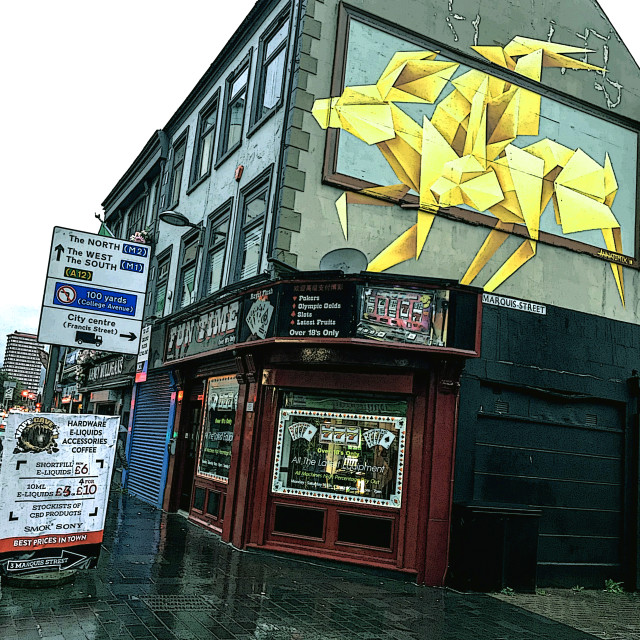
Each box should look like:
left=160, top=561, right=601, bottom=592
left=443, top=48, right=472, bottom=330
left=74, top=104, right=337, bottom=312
left=135, top=324, right=152, bottom=383
left=38, top=227, right=151, bottom=355
left=0, top=413, right=118, bottom=575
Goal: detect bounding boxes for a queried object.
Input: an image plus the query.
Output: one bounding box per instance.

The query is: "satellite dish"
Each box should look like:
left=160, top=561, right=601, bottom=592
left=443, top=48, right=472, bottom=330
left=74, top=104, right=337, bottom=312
left=319, top=248, right=368, bottom=274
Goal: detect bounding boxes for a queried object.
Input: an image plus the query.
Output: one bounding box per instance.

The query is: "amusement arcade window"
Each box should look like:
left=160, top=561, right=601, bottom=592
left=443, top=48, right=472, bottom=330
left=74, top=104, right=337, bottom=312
left=272, top=392, right=407, bottom=508
left=196, top=375, right=239, bottom=482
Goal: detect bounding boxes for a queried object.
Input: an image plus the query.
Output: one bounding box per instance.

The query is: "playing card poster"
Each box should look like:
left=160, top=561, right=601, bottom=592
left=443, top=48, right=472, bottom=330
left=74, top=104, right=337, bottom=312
left=272, top=409, right=406, bottom=508
left=239, top=287, right=277, bottom=342
left=0, top=413, right=118, bottom=575
left=197, top=376, right=239, bottom=481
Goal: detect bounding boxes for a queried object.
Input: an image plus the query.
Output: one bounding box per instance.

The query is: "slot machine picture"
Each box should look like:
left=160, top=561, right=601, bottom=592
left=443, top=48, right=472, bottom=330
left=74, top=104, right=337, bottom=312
left=357, top=286, right=450, bottom=346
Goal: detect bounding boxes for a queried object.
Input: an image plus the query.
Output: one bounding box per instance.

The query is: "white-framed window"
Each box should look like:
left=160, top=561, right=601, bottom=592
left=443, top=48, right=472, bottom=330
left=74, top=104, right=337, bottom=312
left=191, top=93, right=219, bottom=184
left=232, top=172, right=271, bottom=282
left=251, top=9, right=290, bottom=127
left=217, top=54, right=251, bottom=161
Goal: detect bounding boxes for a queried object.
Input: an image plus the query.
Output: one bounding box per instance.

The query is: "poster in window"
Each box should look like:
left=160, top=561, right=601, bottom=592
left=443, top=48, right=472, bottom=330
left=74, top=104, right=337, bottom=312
left=357, top=287, right=449, bottom=346
left=197, top=375, right=238, bottom=481
left=272, top=409, right=406, bottom=508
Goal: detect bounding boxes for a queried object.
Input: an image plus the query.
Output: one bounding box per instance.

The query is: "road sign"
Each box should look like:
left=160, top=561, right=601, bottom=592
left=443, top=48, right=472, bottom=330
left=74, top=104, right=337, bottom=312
left=38, top=227, right=151, bottom=355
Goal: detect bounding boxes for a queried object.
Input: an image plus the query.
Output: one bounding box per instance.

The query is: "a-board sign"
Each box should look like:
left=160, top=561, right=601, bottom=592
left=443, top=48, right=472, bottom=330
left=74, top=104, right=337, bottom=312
left=38, top=227, right=151, bottom=355
left=0, top=413, right=118, bottom=575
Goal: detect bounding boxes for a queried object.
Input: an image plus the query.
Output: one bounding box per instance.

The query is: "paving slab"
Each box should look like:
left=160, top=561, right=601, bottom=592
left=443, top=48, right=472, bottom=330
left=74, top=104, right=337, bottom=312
left=492, top=589, right=640, bottom=640
left=0, top=491, right=621, bottom=640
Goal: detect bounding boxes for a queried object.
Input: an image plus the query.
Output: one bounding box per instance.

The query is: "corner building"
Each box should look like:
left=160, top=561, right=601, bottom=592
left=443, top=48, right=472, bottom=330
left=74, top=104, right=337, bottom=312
left=102, top=0, right=640, bottom=589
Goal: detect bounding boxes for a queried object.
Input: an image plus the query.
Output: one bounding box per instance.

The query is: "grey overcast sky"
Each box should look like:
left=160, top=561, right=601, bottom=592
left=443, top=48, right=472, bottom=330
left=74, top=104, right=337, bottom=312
left=0, top=0, right=638, bottom=367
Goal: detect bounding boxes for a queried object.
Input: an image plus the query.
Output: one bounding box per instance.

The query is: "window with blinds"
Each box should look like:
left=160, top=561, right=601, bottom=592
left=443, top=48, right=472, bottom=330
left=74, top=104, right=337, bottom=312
left=233, top=178, right=269, bottom=283
left=207, top=216, right=229, bottom=294
left=126, top=196, right=148, bottom=238
left=178, top=235, right=199, bottom=309
left=155, top=255, right=171, bottom=318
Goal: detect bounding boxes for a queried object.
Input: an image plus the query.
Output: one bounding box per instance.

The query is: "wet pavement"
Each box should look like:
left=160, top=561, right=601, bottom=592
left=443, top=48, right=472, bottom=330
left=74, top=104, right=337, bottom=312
left=0, top=491, right=632, bottom=640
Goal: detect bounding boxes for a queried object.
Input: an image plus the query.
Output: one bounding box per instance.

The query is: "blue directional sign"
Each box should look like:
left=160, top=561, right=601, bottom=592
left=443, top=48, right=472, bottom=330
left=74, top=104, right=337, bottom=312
left=40, top=227, right=152, bottom=355
left=120, top=259, right=145, bottom=273
left=122, top=243, right=149, bottom=258
left=52, top=282, right=137, bottom=317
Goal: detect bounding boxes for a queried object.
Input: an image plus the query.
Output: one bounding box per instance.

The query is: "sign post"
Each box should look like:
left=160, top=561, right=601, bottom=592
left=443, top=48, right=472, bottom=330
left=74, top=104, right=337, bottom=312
left=38, top=227, right=151, bottom=355
left=0, top=413, right=118, bottom=576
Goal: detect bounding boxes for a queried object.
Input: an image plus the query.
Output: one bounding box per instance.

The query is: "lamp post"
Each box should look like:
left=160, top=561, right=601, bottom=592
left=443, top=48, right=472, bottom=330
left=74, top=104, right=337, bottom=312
left=159, top=210, right=201, bottom=230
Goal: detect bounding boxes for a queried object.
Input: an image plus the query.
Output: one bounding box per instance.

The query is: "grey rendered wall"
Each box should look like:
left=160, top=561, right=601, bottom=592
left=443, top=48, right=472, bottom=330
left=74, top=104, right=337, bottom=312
left=283, top=0, right=640, bottom=323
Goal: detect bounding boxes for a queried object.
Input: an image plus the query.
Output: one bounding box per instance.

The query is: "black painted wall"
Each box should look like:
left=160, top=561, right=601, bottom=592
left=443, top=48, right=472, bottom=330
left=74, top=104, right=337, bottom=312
left=454, top=302, right=640, bottom=589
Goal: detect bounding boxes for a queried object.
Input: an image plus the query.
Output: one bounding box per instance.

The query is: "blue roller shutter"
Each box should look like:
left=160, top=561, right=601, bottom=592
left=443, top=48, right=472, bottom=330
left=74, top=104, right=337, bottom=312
left=126, top=371, right=174, bottom=508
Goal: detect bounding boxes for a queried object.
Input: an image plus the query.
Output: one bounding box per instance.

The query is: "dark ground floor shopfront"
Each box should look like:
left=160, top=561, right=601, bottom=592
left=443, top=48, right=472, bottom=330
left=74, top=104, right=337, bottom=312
left=452, top=297, right=640, bottom=591
left=154, top=274, right=481, bottom=585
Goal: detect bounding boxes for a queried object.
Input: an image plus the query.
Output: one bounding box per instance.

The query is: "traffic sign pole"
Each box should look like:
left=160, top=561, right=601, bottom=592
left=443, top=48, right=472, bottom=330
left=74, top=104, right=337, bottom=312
left=41, top=344, right=60, bottom=412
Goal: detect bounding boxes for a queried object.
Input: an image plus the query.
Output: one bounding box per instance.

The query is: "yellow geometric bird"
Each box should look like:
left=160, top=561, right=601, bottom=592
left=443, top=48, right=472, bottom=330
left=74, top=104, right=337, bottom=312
left=312, top=37, right=624, bottom=305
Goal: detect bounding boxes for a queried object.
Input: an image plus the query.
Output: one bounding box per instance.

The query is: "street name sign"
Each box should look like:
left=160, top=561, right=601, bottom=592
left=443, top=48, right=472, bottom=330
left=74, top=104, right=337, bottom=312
left=0, top=413, right=118, bottom=575
left=38, top=227, right=151, bottom=355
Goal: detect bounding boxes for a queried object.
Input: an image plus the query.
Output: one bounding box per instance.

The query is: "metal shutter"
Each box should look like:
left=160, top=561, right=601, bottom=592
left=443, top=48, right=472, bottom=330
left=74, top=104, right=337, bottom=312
left=126, top=371, right=174, bottom=508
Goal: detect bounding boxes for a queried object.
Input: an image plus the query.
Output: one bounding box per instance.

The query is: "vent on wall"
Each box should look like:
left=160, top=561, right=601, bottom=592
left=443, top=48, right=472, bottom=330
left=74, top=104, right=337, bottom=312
left=495, top=400, right=509, bottom=414
left=585, top=413, right=598, bottom=426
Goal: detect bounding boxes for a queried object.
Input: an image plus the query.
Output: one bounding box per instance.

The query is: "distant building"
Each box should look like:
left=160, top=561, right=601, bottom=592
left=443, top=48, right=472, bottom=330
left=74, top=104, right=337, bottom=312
left=2, top=332, right=43, bottom=393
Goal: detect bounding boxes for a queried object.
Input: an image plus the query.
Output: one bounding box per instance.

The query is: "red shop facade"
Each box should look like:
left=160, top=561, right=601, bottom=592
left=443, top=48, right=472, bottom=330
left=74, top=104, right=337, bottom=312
left=159, top=273, right=481, bottom=585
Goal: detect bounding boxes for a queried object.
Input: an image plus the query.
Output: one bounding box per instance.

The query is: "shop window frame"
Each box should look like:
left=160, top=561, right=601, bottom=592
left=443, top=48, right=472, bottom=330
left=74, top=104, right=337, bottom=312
left=195, top=375, right=239, bottom=483
left=335, top=511, right=395, bottom=550
left=272, top=502, right=327, bottom=541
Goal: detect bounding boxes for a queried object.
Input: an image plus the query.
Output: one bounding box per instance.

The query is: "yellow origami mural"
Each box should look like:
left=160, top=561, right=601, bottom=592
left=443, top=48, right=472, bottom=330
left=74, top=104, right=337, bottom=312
left=312, top=37, right=625, bottom=304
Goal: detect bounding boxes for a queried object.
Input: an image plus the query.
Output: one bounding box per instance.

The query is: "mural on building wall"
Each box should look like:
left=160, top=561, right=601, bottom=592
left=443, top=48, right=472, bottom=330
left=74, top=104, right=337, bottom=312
left=313, top=23, right=638, bottom=306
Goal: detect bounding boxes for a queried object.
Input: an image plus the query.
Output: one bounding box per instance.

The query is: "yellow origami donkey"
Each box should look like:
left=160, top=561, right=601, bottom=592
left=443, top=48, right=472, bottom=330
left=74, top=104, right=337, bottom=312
left=312, top=37, right=624, bottom=304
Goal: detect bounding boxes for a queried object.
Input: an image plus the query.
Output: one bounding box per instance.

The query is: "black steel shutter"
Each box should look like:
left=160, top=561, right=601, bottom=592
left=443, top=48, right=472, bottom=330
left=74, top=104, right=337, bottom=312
left=470, top=385, right=624, bottom=587
left=126, top=371, right=173, bottom=508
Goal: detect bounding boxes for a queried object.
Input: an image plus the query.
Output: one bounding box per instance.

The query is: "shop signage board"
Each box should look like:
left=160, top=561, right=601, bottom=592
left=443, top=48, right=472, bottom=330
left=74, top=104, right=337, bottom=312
left=165, top=300, right=240, bottom=362
left=272, top=408, right=406, bottom=508
left=163, top=277, right=481, bottom=363
left=38, top=227, right=151, bottom=355
left=239, top=287, right=278, bottom=342
left=276, top=281, right=355, bottom=338
left=0, top=412, right=118, bottom=576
